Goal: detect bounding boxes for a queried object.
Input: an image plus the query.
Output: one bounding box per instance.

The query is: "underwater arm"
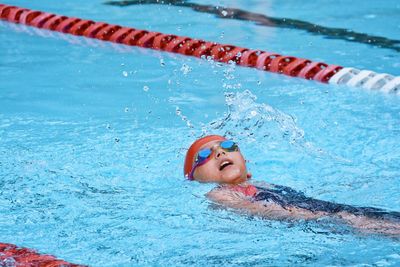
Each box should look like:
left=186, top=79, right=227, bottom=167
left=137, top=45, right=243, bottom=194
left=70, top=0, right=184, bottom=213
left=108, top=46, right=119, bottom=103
left=336, top=211, right=400, bottom=235
left=207, top=187, right=400, bottom=235
left=206, top=187, right=327, bottom=220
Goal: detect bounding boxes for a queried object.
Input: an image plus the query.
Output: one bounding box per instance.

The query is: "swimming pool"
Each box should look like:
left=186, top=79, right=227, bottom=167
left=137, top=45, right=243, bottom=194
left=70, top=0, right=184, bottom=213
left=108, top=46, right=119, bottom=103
left=1, top=0, right=400, bottom=265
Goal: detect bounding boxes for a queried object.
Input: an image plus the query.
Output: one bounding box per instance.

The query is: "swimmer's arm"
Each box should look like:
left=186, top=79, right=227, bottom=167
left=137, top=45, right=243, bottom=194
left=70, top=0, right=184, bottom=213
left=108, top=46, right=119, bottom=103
left=206, top=188, right=326, bottom=220
left=336, top=211, right=400, bottom=235
left=207, top=188, right=400, bottom=234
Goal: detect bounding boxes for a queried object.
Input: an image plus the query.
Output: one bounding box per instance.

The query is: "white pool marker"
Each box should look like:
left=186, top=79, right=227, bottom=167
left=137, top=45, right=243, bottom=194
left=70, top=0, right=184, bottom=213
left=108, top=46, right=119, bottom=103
left=330, top=67, right=400, bottom=94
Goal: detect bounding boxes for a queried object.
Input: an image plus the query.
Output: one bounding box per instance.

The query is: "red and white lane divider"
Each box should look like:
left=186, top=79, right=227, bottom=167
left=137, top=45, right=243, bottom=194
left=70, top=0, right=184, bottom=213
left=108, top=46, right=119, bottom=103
left=0, top=242, right=85, bottom=266
left=0, top=3, right=399, bottom=94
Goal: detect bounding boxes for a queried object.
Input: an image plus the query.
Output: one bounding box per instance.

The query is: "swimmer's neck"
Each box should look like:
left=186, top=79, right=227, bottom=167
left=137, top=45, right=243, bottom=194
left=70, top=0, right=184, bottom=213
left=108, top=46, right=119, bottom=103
left=219, top=180, right=253, bottom=187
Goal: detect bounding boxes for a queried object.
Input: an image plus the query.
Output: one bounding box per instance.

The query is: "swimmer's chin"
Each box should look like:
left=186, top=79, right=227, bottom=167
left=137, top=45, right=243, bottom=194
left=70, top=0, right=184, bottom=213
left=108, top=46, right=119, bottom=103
left=220, top=169, right=248, bottom=185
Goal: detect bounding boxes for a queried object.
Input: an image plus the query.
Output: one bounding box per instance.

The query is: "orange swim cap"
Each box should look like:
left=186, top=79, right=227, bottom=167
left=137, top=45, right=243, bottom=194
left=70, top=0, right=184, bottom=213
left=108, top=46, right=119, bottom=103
left=184, top=135, right=226, bottom=178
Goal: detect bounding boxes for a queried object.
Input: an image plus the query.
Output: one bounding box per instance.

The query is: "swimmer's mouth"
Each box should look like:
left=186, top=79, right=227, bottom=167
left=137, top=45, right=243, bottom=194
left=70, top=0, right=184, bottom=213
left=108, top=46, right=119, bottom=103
left=219, top=161, right=233, bottom=171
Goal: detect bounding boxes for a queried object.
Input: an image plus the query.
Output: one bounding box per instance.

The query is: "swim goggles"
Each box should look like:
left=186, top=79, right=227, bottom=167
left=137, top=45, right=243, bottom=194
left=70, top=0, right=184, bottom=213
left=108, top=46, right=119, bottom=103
left=188, top=140, right=239, bottom=180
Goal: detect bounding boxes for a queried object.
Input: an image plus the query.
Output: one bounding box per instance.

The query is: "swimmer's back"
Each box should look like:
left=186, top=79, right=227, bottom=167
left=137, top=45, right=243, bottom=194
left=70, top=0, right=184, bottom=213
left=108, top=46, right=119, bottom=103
left=253, top=183, right=400, bottom=222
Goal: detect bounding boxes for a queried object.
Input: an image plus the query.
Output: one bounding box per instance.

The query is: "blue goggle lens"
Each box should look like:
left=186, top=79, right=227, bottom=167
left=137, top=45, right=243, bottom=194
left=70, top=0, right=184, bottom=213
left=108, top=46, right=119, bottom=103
left=220, top=140, right=236, bottom=151
left=197, top=148, right=212, bottom=161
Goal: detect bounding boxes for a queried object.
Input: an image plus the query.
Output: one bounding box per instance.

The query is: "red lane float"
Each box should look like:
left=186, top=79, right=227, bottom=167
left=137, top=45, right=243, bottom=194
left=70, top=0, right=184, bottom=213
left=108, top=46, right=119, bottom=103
left=0, top=3, right=341, bottom=83
left=0, top=3, right=399, bottom=93
left=0, top=242, right=85, bottom=267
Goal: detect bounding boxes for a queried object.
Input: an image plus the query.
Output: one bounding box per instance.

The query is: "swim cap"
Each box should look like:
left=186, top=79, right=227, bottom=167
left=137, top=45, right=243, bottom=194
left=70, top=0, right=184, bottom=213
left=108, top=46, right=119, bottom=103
left=184, top=135, right=226, bottom=178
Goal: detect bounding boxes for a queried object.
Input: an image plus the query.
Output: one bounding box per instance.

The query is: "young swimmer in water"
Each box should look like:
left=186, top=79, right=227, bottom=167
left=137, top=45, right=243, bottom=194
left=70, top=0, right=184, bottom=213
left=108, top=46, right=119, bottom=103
left=184, top=135, right=400, bottom=235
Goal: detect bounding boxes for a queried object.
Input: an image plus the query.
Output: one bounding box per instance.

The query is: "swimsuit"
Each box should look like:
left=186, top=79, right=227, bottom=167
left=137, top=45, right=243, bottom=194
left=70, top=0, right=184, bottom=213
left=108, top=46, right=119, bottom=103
left=228, top=184, right=400, bottom=222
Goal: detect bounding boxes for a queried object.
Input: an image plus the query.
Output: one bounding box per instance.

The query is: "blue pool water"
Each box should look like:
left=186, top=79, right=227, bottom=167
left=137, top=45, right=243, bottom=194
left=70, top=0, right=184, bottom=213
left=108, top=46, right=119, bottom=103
left=1, top=0, right=400, bottom=266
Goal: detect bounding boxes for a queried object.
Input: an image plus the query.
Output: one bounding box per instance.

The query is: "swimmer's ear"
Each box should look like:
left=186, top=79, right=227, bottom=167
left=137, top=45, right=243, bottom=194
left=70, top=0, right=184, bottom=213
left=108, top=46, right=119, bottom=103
left=247, top=172, right=252, bottom=179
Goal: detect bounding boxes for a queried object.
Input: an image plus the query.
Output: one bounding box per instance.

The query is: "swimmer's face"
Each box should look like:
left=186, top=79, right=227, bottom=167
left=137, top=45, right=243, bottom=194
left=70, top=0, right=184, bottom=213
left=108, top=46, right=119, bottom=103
left=192, top=140, right=251, bottom=184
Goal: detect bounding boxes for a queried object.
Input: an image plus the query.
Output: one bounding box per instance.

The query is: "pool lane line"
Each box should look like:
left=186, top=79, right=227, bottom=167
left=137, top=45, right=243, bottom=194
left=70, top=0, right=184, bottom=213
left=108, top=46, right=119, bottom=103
left=0, top=242, right=86, bottom=267
left=0, top=3, right=399, bottom=94
left=105, top=0, right=400, bottom=53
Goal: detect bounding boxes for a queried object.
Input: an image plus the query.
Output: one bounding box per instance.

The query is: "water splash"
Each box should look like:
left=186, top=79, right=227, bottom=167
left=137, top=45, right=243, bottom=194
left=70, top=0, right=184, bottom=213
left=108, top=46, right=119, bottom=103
left=199, top=90, right=349, bottom=163
left=204, top=90, right=305, bottom=145
left=175, top=90, right=349, bottom=162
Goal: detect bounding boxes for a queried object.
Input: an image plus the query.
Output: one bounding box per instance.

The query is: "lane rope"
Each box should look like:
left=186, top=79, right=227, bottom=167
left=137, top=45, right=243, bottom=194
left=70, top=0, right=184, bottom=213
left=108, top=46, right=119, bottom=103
left=0, top=242, right=85, bottom=266
left=0, top=3, right=399, bottom=94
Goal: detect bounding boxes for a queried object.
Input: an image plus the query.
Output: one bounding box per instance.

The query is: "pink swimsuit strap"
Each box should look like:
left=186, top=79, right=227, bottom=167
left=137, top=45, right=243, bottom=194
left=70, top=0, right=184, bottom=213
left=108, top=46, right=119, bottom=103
left=228, top=184, right=258, bottom=197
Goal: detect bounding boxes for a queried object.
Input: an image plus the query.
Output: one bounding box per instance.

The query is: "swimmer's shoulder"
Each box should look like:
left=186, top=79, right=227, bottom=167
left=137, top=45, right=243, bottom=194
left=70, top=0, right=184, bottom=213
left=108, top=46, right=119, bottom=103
left=206, top=182, right=285, bottom=211
left=206, top=181, right=273, bottom=203
left=207, top=184, right=313, bottom=220
left=206, top=185, right=248, bottom=203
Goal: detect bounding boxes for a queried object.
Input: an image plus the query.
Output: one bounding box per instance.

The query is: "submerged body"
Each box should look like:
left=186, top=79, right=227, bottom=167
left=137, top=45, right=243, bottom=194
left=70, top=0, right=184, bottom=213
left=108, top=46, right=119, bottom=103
left=185, top=135, right=400, bottom=236
left=207, top=182, right=400, bottom=235
left=254, top=183, right=400, bottom=222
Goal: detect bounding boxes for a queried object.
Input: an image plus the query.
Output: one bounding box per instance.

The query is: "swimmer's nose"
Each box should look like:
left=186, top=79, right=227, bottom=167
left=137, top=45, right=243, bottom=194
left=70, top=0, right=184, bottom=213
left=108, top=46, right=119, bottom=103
left=215, top=148, right=226, bottom=158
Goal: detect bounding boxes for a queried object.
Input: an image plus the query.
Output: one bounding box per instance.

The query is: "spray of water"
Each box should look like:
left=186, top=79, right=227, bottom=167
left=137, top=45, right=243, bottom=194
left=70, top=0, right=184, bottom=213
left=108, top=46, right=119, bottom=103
left=176, top=90, right=350, bottom=163
left=203, top=90, right=305, bottom=144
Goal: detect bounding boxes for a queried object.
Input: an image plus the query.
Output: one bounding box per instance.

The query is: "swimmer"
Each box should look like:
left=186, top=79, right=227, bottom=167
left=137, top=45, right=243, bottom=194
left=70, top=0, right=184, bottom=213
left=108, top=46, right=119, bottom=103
left=184, top=135, right=400, bottom=236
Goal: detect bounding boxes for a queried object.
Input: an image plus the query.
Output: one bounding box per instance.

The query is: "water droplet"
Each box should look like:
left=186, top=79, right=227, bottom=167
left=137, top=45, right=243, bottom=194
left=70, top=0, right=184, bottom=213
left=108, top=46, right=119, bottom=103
left=180, top=64, right=192, bottom=75
left=175, top=107, right=181, bottom=115
left=143, top=85, right=150, bottom=91
left=122, top=71, right=128, bottom=77
left=221, top=10, right=228, bottom=16
left=2, top=257, right=16, bottom=266
left=364, top=14, right=376, bottom=19
left=160, top=58, right=165, bottom=66
left=124, top=107, right=129, bottom=112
